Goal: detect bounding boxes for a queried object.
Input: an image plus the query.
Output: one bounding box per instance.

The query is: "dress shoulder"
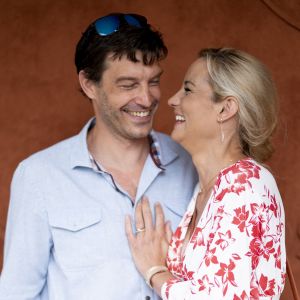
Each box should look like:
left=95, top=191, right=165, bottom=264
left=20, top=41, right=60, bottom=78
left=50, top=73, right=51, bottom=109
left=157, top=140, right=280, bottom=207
left=214, top=158, right=281, bottom=206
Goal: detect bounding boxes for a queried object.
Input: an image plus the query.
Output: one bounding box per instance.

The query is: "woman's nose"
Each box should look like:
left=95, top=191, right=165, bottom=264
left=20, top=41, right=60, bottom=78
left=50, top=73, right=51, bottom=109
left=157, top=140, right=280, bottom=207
left=168, top=90, right=181, bottom=107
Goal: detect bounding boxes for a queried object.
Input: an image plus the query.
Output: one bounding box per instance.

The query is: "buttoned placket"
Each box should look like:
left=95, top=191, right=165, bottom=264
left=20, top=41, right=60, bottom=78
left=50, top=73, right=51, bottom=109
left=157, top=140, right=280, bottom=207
left=89, top=152, right=164, bottom=300
left=90, top=153, right=164, bottom=205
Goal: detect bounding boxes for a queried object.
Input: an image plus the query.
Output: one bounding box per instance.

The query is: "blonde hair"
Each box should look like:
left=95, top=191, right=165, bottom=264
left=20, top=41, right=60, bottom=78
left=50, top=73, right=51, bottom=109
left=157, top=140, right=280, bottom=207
left=199, top=48, right=278, bottom=163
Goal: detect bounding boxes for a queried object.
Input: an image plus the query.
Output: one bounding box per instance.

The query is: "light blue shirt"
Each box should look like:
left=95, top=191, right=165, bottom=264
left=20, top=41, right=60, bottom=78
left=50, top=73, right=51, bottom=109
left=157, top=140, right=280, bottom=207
left=0, top=119, right=197, bottom=300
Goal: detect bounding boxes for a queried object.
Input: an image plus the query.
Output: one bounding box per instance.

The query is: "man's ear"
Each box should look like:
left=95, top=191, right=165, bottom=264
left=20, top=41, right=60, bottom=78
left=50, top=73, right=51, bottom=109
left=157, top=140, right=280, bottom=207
left=217, top=96, right=239, bottom=122
left=78, top=70, right=98, bottom=100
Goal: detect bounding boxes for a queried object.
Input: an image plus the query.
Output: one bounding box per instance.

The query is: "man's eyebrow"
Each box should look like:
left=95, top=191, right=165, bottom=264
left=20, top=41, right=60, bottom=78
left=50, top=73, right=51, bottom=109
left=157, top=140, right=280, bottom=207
left=150, top=70, right=164, bottom=80
left=115, top=70, right=164, bottom=84
left=184, top=80, right=196, bottom=86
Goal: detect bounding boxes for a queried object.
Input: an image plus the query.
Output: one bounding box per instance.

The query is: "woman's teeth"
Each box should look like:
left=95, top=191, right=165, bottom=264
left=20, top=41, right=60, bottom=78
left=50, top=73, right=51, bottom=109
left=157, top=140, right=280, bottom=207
left=175, top=115, right=185, bottom=121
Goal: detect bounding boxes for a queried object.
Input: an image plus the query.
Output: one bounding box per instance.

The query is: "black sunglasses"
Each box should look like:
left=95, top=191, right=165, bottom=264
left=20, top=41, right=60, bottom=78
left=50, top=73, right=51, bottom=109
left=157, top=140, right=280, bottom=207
left=94, top=14, right=147, bottom=36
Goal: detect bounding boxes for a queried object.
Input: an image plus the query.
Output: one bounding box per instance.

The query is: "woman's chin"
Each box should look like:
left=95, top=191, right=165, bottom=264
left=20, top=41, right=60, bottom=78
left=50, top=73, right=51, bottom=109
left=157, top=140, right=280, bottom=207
left=171, top=131, right=188, bottom=148
left=170, top=130, right=181, bottom=143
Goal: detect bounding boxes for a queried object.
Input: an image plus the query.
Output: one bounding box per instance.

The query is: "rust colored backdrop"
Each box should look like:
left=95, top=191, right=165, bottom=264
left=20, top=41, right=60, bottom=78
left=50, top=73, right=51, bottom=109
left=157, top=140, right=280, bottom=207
left=0, top=0, right=299, bottom=298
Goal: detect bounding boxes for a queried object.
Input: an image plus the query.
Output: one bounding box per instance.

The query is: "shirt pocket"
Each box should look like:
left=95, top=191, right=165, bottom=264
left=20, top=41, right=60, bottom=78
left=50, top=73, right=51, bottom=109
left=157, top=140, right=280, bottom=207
left=49, top=207, right=104, bottom=270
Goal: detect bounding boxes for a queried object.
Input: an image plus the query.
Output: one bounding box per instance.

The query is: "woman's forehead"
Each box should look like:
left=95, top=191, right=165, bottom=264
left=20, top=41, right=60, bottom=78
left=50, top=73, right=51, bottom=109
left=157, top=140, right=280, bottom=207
left=184, top=59, right=210, bottom=85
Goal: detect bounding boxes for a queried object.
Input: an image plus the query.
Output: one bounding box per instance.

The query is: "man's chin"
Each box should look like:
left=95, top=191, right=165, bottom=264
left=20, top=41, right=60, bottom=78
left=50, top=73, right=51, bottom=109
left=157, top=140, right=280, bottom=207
left=125, top=126, right=153, bottom=140
left=130, top=131, right=151, bottom=140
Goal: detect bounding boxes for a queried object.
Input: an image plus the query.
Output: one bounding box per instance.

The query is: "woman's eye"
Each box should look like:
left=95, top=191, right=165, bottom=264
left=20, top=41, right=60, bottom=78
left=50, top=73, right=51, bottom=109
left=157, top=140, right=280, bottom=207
left=184, top=87, right=191, bottom=94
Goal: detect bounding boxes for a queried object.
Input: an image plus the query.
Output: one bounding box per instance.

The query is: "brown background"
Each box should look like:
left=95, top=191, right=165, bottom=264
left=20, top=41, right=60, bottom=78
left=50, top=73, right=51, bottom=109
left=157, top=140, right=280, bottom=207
left=0, top=0, right=299, bottom=298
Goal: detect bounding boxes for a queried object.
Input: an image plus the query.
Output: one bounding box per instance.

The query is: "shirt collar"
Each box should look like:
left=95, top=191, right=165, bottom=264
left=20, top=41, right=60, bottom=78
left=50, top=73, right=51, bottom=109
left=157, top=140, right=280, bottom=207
left=69, top=118, right=95, bottom=169
left=70, top=117, right=178, bottom=169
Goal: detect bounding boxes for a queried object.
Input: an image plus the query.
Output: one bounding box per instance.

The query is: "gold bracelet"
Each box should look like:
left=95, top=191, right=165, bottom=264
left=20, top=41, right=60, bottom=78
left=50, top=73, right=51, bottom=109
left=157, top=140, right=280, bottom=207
left=145, top=265, right=169, bottom=288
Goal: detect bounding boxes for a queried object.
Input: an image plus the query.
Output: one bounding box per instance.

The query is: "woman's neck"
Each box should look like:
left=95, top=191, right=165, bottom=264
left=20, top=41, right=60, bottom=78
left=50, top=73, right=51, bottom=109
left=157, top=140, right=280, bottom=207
left=190, top=140, right=245, bottom=190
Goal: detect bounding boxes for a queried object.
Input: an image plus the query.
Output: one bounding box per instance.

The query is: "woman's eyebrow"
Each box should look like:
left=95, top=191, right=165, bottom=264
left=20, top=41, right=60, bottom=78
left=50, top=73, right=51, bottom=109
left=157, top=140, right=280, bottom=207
left=184, top=80, right=196, bottom=86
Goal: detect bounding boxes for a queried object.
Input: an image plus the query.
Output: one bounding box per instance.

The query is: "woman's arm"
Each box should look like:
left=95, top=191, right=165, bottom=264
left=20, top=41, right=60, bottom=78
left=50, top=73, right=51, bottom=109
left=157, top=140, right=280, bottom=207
left=125, top=197, right=175, bottom=297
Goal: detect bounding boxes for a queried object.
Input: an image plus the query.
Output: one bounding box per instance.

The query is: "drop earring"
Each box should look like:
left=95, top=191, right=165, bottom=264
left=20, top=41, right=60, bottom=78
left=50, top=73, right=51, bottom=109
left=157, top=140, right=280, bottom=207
left=220, top=118, right=225, bottom=143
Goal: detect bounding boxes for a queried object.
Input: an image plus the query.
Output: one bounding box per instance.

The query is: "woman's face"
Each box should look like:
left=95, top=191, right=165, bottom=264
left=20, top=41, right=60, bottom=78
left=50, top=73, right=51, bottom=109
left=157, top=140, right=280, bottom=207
left=168, top=58, right=222, bottom=151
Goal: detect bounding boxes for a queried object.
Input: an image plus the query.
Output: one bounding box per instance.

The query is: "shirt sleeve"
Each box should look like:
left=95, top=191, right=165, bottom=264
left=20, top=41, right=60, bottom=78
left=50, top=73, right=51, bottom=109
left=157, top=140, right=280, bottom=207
left=161, top=171, right=286, bottom=300
left=0, top=162, right=52, bottom=299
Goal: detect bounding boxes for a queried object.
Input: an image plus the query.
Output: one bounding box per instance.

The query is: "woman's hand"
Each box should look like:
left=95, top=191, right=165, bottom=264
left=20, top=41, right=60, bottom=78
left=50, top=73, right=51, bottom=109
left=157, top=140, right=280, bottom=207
left=125, top=197, right=172, bottom=278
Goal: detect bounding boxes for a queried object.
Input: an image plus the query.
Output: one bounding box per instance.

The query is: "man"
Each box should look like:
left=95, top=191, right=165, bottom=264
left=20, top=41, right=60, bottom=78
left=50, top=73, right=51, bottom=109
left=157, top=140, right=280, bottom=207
left=0, top=13, right=197, bottom=299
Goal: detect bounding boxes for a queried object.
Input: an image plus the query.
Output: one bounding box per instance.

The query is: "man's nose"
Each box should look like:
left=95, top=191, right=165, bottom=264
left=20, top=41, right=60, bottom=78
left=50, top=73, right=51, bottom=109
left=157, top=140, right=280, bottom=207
left=136, top=86, right=154, bottom=107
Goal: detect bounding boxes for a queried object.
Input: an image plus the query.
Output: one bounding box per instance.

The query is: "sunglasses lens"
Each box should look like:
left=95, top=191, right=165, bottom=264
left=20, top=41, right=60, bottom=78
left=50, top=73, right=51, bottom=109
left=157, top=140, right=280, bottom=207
left=124, top=15, right=142, bottom=28
left=95, top=15, right=120, bottom=36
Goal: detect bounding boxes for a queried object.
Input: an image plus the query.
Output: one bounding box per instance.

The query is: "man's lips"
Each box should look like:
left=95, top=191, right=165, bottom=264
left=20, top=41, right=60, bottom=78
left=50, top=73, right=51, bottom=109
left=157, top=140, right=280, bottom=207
left=122, top=101, right=158, bottom=118
left=122, top=108, right=152, bottom=118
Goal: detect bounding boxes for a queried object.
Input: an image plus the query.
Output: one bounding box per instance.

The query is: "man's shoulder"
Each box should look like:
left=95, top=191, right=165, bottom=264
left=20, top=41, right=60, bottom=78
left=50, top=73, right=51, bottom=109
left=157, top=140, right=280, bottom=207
left=19, top=134, right=78, bottom=170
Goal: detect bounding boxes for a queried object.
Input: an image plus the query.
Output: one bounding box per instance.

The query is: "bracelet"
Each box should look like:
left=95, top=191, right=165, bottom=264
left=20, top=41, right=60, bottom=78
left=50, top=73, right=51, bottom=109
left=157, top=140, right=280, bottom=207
left=145, top=265, right=169, bottom=288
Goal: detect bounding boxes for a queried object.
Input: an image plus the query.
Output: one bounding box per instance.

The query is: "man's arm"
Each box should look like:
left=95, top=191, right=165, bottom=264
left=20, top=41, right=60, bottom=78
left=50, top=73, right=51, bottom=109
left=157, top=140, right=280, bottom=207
left=0, top=162, right=51, bottom=299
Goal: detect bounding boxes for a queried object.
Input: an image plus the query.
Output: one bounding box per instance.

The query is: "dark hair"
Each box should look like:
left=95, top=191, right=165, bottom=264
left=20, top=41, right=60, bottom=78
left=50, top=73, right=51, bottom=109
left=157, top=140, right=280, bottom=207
left=75, top=13, right=168, bottom=83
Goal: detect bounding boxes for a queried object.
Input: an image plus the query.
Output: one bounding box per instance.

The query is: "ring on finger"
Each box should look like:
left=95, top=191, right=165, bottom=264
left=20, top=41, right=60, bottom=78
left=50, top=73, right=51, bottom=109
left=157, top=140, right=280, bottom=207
left=136, top=227, right=145, bottom=233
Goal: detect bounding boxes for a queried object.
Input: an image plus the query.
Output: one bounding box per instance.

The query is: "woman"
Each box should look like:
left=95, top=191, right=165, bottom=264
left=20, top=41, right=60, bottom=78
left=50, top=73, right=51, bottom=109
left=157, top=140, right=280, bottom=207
left=125, top=48, right=286, bottom=299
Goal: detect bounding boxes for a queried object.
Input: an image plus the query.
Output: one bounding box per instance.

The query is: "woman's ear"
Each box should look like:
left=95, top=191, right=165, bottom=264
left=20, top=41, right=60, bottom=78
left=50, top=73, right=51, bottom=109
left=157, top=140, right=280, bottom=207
left=78, top=71, right=97, bottom=100
left=217, top=96, right=239, bottom=122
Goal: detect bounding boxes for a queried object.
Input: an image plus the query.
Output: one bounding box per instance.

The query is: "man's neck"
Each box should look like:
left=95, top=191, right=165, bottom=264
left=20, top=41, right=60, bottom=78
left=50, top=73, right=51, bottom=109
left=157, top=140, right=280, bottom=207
left=87, top=123, right=150, bottom=173
left=87, top=123, right=151, bottom=201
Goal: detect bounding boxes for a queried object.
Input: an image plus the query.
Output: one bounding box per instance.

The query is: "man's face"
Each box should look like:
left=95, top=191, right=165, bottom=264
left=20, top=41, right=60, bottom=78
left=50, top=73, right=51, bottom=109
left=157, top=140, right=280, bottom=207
left=91, top=52, right=163, bottom=140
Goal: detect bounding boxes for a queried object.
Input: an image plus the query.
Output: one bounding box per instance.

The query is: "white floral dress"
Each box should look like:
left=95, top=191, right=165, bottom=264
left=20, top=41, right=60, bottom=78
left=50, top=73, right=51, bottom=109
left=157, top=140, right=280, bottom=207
left=161, top=158, right=286, bottom=300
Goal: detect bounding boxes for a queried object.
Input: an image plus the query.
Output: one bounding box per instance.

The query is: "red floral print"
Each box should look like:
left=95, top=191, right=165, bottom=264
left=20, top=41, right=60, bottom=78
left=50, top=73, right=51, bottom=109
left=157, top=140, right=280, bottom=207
left=195, top=275, right=214, bottom=294
left=232, top=205, right=250, bottom=233
left=263, top=240, right=276, bottom=261
left=233, top=290, right=249, bottom=300
left=274, top=246, right=282, bottom=269
left=203, top=247, right=218, bottom=266
left=215, top=230, right=236, bottom=250
left=190, top=227, right=205, bottom=249
left=246, top=237, right=264, bottom=268
left=257, top=274, right=276, bottom=296
left=181, top=264, right=194, bottom=280
left=215, top=259, right=238, bottom=295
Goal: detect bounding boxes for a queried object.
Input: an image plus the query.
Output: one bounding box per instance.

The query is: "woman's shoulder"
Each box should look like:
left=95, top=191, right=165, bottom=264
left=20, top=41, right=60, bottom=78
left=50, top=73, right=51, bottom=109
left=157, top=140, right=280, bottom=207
left=214, top=158, right=281, bottom=204
left=222, top=157, right=276, bottom=186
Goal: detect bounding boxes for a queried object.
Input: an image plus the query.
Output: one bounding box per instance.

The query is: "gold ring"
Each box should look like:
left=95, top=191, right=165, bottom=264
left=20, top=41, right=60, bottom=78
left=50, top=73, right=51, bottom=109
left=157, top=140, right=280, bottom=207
left=136, top=227, right=145, bottom=233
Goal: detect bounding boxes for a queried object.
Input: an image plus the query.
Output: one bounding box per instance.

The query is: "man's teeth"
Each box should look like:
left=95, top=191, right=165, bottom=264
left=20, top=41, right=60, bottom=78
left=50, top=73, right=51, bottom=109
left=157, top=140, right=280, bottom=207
left=176, top=115, right=185, bottom=121
left=128, top=111, right=151, bottom=117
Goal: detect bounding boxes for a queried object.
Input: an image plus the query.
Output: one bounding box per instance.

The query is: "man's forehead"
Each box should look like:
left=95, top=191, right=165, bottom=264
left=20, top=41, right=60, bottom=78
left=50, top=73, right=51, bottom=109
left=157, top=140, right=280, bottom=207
left=104, top=52, right=162, bottom=76
left=106, top=51, right=158, bottom=65
left=105, top=53, right=138, bottom=66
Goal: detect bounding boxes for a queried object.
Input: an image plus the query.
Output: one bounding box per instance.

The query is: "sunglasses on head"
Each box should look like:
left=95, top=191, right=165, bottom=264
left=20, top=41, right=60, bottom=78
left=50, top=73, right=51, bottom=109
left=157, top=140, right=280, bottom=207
left=94, top=13, right=147, bottom=36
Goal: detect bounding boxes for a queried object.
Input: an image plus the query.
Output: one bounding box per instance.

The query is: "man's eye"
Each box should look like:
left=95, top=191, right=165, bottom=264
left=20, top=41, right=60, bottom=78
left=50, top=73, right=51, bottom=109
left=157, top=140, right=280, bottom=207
left=150, top=80, right=160, bottom=86
left=121, top=84, right=137, bottom=89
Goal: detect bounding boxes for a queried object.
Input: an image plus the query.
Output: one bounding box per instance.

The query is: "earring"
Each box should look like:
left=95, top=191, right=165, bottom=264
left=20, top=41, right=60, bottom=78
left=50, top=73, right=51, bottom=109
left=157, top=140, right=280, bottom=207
left=219, top=118, right=225, bottom=143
